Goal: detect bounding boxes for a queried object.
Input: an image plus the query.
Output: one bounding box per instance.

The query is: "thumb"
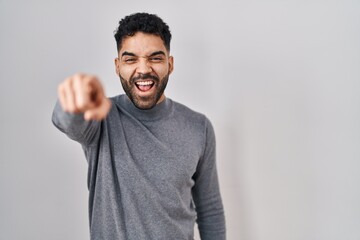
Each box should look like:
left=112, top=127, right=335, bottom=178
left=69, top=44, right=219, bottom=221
left=84, top=98, right=112, bottom=121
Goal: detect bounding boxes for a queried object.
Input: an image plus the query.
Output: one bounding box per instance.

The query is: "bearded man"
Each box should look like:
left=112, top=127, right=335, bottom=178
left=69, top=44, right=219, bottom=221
left=52, top=12, right=226, bottom=240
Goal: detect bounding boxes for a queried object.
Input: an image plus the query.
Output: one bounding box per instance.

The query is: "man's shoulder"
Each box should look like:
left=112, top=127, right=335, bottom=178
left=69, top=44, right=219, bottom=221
left=172, top=99, right=203, bottom=116
left=170, top=99, right=212, bottom=126
left=171, top=99, right=215, bottom=144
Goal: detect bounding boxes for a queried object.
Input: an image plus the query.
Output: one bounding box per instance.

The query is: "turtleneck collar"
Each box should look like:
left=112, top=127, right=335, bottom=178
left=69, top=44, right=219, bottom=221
left=114, top=94, right=173, bottom=121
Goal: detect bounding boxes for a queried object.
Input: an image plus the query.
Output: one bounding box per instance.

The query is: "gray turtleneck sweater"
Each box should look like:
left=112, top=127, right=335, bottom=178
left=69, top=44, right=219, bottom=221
left=52, top=94, right=226, bottom=240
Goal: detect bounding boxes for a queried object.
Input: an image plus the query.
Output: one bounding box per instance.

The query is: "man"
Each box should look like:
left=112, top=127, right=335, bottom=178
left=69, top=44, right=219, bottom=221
left=52, top=12, right=225, bottom=240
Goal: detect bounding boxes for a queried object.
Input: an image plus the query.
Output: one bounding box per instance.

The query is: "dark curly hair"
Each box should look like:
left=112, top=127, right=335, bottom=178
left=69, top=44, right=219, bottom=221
left=114, top=13, right=172, bottom=52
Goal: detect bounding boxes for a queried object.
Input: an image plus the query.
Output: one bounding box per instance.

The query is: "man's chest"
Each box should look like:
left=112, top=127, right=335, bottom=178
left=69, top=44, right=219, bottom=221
left=105, top=116, right=204, bottom=189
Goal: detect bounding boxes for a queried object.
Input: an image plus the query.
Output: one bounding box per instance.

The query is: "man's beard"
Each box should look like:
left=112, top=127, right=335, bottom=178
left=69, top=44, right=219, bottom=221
left=119, top=73, right=169, bottom=110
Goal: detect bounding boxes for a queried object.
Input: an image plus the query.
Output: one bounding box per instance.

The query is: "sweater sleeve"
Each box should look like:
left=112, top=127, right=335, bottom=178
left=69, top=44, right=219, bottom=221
left=192, top=118, right=226, bottom=240
left=51, top=100, right=102, bottom=146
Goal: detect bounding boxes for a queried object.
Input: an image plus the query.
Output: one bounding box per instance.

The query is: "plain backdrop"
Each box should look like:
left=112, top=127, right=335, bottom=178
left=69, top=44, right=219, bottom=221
left=1, top=0, right=360, bottom=239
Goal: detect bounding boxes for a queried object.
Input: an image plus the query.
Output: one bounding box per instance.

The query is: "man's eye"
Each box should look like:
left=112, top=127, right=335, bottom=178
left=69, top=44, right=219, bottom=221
left=149, top=57, right=164, bottom=62
left=124, top=58, right=136, bottom=63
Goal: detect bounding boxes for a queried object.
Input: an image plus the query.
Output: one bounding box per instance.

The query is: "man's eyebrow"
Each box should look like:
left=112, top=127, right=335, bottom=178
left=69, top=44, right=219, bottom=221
left=121, top=51, right=166, bottom=58
left=149, top=51, right=166, bottom=57
left=121, top=51, right=136, bottom=57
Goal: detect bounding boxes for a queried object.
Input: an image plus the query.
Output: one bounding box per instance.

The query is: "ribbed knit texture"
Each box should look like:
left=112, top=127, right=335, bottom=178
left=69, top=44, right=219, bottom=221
left=52, top=94, right=226, bottom=240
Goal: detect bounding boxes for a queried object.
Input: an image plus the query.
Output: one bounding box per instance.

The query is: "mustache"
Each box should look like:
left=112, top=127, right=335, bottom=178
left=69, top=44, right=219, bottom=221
left=131, top=73, right=159, bottom=83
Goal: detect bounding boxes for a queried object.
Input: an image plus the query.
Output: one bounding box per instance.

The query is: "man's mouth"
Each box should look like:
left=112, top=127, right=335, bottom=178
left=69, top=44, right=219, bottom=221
left=135, top=80, right=155, bottom=92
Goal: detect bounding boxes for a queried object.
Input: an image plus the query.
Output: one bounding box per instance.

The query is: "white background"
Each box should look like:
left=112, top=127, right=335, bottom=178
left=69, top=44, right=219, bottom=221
left=1, top=0, right=359, bottom=239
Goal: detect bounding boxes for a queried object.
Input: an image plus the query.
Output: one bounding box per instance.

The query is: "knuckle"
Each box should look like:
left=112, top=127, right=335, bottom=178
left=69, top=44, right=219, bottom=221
left=57, top=84, right=64, bottom=94
left=87, top=75, right=98, bottom=86
left=74, top=73, right=83, bottom=79
left=64, top=78, right=72, bottom=88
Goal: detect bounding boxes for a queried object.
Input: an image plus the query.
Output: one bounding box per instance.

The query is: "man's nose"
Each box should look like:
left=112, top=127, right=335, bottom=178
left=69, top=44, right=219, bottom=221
left=136, top=58, right=152, bottom=74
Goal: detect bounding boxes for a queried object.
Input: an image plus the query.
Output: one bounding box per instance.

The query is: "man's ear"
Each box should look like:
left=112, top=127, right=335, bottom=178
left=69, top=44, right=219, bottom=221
left=168, top=56, right=174, bottom=74
left=114, top=57, right=120, bottom=76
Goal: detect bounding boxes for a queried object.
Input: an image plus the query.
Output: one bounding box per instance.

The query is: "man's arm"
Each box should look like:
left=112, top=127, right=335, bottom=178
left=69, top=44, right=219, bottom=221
left=192, top=118, right=226, bottom=240
left=52, top=73, right=111, bottom=145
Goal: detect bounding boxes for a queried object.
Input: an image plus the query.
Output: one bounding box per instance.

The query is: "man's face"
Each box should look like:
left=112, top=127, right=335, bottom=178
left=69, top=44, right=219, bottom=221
left=115, top=32, right=174, bottom=110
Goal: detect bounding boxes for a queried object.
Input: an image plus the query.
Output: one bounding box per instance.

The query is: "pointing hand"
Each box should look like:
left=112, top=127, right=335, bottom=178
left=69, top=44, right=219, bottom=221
left=57, top=74, right=111, bottom=121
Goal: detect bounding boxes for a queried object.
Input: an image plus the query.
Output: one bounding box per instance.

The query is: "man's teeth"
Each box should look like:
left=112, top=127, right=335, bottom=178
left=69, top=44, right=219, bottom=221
left=136, top=81, right=153, bottom=86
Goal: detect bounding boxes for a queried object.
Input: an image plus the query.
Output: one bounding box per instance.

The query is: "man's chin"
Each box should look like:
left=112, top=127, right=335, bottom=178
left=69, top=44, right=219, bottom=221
left=131, top=97, right=158, bottom=110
